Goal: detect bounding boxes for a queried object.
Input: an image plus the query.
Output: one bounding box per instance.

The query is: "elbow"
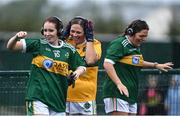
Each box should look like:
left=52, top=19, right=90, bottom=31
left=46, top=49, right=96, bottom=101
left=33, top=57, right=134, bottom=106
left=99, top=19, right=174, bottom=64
left=86, top=60, right=96, bottom=65
left=103, top=62, right=108, bottom=70
left=103, top=61, right=113, bottom=71
left=6, top=44, right=11, bottom=50
left=85, top=57, right=98, bottom=65
left=6, top=44, right=13, bottom=50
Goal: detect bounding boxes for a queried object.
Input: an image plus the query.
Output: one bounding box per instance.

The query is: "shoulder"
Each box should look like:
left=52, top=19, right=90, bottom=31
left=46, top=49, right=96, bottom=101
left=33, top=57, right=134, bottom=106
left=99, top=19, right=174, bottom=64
left=40, top=39, right=49, bottom=44
left=109, top=35, right=124, bottom=45
left=94, top=39, right=101, bottom=44
left=24, top=38, right=44, bottom=45
left=93, top=39, right=101, bottom=47
left=62, top=41, right=76, bottom=53
left=111, top=35, right=129, bottom=47
left=112, top=35, right=125, bottom=43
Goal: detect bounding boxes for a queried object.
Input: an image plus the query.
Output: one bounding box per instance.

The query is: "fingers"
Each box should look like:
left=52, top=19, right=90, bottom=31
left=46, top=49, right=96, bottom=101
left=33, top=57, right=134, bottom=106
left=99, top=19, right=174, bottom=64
left=85, top=21, right=94, bottom=42
left=16, top=31, right=27, bottom=38
left=165, top=62, right=174, bottom=66
left=157, top=62, right=174, bottom=72
left=72, top=71, right=80, bottom=80
left=165, top=66, right=173, bottom=69
left=123, top=89, right=129, bottom=97
left=88, top=21, right=94, bottom=30
left=117, top=84, right=129, bottom=97
left=164, top=62, right=174, bottom=70
left=161, top=69, right=168, bottom=72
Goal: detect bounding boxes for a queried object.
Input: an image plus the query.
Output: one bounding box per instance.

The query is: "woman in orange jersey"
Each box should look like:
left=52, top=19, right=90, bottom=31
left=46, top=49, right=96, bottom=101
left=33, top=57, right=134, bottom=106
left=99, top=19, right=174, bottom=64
left=63, top=16, right=102, bottom=115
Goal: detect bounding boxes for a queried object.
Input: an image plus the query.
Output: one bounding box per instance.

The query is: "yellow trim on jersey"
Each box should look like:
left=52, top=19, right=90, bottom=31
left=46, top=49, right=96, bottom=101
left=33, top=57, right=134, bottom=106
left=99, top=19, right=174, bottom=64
left=119, top=55, right=144, bottom=66
left=32, top=55, right=69, bottom=76
left=67, top=66, right=99, bottom=102
left=66, top=38, right=102, bottom=59
left=66, top=38, right=102, bottom=102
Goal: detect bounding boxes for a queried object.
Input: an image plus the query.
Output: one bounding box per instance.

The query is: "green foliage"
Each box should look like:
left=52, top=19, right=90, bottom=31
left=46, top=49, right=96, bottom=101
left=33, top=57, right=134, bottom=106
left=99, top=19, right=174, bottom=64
left=0, top=0, right=47, bottom=31
left=95, top=17, right=125, bottom=34
left=0, top=0, right=125, bottom=34
left=0, top=0, right=180, bottom=36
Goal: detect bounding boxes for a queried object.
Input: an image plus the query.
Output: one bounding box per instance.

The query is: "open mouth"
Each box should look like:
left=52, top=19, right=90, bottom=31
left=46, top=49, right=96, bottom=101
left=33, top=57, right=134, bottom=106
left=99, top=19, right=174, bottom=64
left=71, top=36, right=80, bottom=40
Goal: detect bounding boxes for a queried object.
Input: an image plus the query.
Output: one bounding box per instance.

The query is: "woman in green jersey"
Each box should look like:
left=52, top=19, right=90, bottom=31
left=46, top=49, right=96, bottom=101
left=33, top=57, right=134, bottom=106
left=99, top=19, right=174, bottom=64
left=102, top=19, right=173, bottom=115
left=6, top=16, right=86, bottom=115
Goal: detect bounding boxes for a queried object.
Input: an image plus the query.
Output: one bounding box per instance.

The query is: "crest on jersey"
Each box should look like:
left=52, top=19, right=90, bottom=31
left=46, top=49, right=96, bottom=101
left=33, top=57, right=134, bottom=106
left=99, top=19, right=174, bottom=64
left=132, top=56, right=140, bottom=65
left=84, top=102, right=91, bottom=109
left=43, top=59, right=53, bottom=69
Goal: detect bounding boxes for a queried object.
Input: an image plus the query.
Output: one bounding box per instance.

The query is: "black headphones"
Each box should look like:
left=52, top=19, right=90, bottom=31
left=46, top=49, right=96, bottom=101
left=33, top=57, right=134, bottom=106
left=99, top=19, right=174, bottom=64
left=73, top=16, right=88, bottom=30
left=41, top=16, right=63, bottom=37
left=73, top=16, right=88, bottom=23
left=125, top=20, right=142, bottom=36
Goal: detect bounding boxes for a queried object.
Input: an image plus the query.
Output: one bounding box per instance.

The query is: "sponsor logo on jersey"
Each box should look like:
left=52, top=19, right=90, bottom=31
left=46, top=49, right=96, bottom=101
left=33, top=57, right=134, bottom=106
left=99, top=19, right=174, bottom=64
left=32, top=55, right=69, bottom=76
left=45, top=48, right=51, bottom=52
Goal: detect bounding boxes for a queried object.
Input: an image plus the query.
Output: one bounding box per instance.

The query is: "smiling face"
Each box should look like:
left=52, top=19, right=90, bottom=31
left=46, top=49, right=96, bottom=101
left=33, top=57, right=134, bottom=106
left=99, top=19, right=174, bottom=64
left=43, top=21, right=59, bottom=45
left=129, top=29, right=148, bottom=47
left=70, top=24, right=85, bottom=45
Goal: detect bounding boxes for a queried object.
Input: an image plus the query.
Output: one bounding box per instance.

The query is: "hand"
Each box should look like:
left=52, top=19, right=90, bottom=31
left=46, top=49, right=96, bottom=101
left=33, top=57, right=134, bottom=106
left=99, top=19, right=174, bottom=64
left=85, top=21, right=94, bottom=42
left=67, top=72, right=77, bottom=88
left=15, top=31, right=27, bottom=39
left=155, top=62, right=173, bottom=72
left=117, top=83, right=129, bottom=97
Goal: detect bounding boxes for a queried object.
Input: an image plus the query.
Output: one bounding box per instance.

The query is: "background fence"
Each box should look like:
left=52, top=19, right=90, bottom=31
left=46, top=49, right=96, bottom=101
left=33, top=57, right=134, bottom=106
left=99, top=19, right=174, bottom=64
left=0, top=69, right=180, bottom=115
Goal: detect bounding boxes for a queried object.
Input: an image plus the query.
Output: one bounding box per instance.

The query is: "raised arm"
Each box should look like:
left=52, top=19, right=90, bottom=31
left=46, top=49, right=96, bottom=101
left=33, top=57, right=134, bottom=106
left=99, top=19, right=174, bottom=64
left=85, top=42, right=99, bottom=65
left=85, top=21, right=99, bottom=65
left=7, top=31, right=27, bottom=51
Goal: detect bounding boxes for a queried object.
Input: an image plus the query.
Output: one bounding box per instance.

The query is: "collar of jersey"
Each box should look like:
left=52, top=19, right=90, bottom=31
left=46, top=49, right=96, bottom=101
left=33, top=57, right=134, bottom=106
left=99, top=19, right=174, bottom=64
left=75, top=40, right=86, bottom=49
left=48, top=40, right=64, bottom=48
left=125, top=35, right=133, bottom=45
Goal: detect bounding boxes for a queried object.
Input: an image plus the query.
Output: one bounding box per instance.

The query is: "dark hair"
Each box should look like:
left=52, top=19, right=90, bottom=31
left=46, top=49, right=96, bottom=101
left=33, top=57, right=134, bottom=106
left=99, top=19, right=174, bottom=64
left=70, top=16, right=88, bottom=32
left=41, top=16, right=63, bottom=38
left=63, top=16, right=88, bottom=38
left=124, top=19, right=149, bottom=36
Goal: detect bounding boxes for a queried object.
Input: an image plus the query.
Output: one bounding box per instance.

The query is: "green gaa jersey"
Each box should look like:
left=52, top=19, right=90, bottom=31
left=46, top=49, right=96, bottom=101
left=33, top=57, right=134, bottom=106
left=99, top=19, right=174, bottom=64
left=103, top=35, right=143, bottom=104
left=21, top=38, right=85, bottom=112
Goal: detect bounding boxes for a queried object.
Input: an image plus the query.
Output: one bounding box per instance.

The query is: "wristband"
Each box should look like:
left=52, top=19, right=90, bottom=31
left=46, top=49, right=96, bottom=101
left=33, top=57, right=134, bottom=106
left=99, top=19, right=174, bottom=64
left=154, top=62, right=158, bottom=68
left=15, top=35, right=20, bottom=41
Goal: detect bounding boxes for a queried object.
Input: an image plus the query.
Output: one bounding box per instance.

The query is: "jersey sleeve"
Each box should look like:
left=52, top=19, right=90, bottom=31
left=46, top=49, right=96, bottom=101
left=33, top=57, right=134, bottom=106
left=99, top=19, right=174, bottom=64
left=69, top=50, right=86, bottom=71
left=94, top=39, right=102, bottom=60
left=105, top=39, right=124, bottom=63
left=23, top=38, right=40, bottom=54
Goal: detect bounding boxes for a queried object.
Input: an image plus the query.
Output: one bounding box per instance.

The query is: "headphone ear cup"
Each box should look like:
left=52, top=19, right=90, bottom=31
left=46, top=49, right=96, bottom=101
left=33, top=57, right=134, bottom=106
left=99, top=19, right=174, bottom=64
left=58, top=21, right=63, bottom=36
left=41, top=28, right=44, bottom=35
left=63, top=22, right=71, bottom=38
left=127, top=28, right=134, bottom=36
left=51, top=16, right=63, bottom=38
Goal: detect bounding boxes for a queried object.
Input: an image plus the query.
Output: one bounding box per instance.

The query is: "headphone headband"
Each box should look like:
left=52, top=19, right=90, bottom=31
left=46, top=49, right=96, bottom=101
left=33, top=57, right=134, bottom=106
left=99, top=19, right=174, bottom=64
left=41, top=16, right=63, bottom=38
left=73, top=16, right=88, bottom=22
left=125, top=19, right=146, bottom=36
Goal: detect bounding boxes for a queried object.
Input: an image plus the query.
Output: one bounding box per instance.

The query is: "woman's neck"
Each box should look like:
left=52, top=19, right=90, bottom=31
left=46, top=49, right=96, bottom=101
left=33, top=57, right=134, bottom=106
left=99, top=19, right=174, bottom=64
left=50, top=39, right=60, bottom=46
